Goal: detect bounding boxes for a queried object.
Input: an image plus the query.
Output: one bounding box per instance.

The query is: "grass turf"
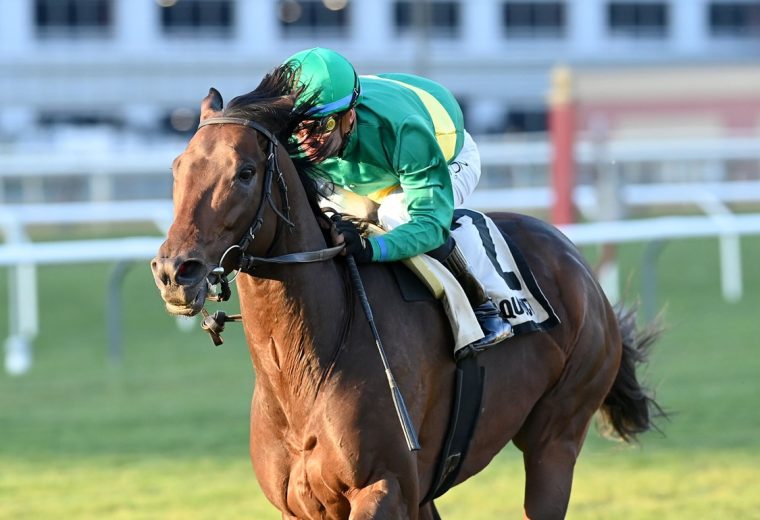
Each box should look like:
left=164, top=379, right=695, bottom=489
left=1, top=235, right=759, bottom=519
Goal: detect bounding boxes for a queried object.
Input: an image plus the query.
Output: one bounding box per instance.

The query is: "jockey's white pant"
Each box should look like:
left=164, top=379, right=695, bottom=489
left=320, top=131, right=500, bottom=292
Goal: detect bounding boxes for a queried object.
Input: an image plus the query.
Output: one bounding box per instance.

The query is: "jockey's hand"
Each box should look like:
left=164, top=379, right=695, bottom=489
left=334, top=219, right=374, bottom=264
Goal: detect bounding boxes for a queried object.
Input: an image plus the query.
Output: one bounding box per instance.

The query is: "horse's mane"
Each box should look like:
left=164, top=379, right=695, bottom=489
left=223, top=64, right=325, bottom=219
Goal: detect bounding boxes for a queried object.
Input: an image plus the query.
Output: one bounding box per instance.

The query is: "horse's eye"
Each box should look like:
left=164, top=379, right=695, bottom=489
left=237, top=167, right=255, bottom=183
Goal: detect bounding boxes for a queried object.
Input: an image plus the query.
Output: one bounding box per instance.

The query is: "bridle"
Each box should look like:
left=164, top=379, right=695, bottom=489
left=196, top=116, right=343, bottom=302
left=192, top=116, right=412, bottom=445
left=194, top=114, right=418, bottom=449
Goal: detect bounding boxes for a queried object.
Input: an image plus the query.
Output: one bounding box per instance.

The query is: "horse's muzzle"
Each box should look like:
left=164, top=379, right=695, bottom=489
left=150, top=255, right=210, bottom=316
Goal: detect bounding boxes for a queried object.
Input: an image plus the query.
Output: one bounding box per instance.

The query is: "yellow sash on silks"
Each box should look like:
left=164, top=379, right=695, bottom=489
left=362, top=75, right=458, bottom=162
left=367, top=184, right=402, bottom=204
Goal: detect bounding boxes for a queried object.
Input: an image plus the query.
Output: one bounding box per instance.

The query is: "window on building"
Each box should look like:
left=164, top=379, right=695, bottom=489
left=394, top=1, right=461, bottom=38
left=160, top=0, right=235, bottom=38
left=502, top=2, right=566, bottom=39
left=504, top=108, right=548, bottom=133
left=279, top=0, right=351, bottom=38
left=607, top=2, right=669, bottom=39
left=34, top=0, right=113, bottom=38
left=709, top=2, right=760, bottom=37
left=38, top=111, right=124, bottom=129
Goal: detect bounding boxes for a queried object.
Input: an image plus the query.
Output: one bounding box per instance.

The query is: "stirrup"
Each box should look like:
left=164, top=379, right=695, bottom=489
left=456, top=301, right=513, bottom=360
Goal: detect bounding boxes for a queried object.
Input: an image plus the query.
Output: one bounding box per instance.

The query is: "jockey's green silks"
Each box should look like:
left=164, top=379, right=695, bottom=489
left=303, top=73, right=465, bottom=261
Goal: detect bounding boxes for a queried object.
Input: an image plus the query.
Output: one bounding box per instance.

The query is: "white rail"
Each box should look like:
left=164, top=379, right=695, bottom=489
left=0, top=236, right=164, bottom=266
left=1, top=135, right=758, bottom=374
left=3, top=204, right=760, bottom=375
left=0, top=200, right=173, bottom=227
left=0, top=200, right=173, bottom=375
left=6, top=136, right=758, bottom=177
left=2, top=135, right=759, bottom=203
left=467, top=180, right=760, bottom=214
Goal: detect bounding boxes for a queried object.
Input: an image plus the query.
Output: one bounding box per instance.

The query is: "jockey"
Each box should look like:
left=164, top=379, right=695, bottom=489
left=284, top=47, right=511, bottom=359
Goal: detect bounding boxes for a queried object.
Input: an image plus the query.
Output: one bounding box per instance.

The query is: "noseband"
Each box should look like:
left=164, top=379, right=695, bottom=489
left=196, top=116, right=343, bottom=302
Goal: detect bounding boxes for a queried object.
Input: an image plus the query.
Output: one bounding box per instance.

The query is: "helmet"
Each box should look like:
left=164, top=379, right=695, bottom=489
left=285, top=47, right=360, bottom=117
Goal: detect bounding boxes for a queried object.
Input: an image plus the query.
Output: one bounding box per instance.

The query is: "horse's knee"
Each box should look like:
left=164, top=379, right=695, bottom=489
left=348, top=478, right=413, bottom=520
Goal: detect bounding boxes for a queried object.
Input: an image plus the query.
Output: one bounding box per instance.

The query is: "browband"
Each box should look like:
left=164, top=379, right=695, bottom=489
left=198, top=117, right=279, bottom=145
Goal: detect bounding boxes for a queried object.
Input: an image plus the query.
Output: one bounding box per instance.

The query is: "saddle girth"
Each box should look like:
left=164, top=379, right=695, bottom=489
left=421, top=356, right=485, bottom=504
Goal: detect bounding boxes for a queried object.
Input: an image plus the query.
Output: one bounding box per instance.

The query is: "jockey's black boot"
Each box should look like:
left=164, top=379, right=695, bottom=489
left=441, top=246, right=513, bottom=360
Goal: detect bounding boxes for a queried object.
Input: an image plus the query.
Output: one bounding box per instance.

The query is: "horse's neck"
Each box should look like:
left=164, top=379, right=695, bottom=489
left=236, top=190, right=346, bottom=411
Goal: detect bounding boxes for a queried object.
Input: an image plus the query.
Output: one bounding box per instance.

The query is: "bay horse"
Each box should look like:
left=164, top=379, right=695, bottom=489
left=151, top=66, right=663, bottom=519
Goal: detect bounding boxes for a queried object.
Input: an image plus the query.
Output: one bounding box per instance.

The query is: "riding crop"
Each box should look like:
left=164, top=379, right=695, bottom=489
left=346, top=254, right=421, bottom=452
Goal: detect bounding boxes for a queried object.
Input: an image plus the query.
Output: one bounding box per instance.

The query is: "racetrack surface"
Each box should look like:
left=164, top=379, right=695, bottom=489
left=1, top=235, right=759, bottom=519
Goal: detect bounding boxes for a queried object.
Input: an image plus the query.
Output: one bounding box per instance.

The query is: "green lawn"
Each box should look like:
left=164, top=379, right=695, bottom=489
left=1, top=235, right=759, bottom=519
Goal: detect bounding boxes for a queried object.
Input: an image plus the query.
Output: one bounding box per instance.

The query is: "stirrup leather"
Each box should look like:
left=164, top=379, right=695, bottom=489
left=441, top=245, right=513, bottom=356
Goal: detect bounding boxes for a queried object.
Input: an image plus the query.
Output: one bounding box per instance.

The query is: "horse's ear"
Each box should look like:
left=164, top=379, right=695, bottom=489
left=200, top=88, right=223, bottom=120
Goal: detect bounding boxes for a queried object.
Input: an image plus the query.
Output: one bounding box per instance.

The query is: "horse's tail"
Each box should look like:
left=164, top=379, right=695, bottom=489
left=599, top=305, right=667, bottom=442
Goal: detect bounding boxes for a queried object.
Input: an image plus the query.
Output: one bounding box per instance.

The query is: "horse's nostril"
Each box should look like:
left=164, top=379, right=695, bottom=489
left=175, top=260, right=206, bottom=286
left=151, top=258, right=171, bottom=287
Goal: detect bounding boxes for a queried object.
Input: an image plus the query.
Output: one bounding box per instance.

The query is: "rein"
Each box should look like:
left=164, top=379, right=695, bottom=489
left=195, top=116, right=343, bottom=343
left=195, top=116, right=420, bottom=453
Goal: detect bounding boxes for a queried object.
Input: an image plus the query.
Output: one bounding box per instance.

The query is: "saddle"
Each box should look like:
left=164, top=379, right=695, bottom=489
left=371, top=213, right=561, bottom=353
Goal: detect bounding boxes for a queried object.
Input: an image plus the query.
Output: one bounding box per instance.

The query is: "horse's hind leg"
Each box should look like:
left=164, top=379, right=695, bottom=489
left=515, top=424, right=584, bottom=519
left=419, top=501, right=442, bottom=520
left=513, top=342, right=619, bottom=518
left=513, top=389, right=604, bottom=519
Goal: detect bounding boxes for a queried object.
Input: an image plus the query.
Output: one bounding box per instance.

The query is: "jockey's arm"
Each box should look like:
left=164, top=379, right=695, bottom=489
left=366, top=116, right=454, bottom=262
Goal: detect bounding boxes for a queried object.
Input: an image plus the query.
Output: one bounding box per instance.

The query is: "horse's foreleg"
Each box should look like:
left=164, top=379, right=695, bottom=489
left=348, top=478, right=415, bottom=520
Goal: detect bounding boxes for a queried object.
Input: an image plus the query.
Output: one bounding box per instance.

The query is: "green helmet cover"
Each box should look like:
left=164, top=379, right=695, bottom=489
left=286, top=47, right=360, bottom=117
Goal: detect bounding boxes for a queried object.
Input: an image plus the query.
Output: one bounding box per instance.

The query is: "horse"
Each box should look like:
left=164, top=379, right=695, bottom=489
left=151, top=65, right=663, bottom=519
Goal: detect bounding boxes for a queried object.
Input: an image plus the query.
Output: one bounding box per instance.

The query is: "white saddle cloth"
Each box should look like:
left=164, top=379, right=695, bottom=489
left=392, top=211, right=561, bottom=354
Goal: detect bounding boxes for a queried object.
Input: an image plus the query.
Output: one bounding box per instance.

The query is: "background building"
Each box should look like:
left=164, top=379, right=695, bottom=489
left=1, top=0, right=759, bottom=143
